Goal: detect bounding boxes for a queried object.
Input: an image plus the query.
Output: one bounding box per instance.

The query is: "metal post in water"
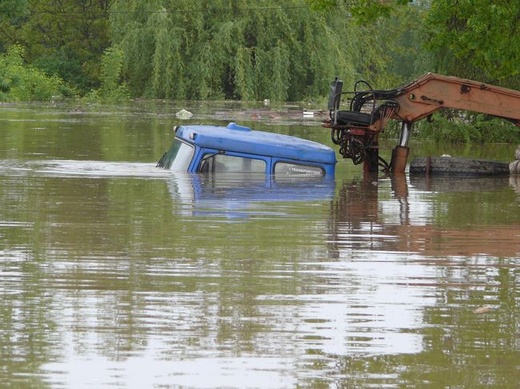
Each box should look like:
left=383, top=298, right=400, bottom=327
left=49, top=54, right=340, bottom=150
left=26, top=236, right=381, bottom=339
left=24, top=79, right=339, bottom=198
left=364, top=134, right=380, bottom=174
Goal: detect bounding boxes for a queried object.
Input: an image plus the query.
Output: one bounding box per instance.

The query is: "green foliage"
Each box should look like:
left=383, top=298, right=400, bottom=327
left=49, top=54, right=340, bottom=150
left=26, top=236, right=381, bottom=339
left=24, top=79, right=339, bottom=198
left=0, top=0, right=28, bottom=19
left=0, top=0, right=111, bottom=93
left=109, top=0, right=366, bottom=101
left=416, top=112, right=520, bottom=144
left=424, top=0, right=520, bottom=87
left=305, top=0, right=413, bottom=23
left=381, top=3, right=431, bottom=82
left=234, top=47, right=255, bottom=101
left=471, top=115, right=520, bottom=144
left=0, top=0, right=518, bottom=107
left=107, top=0, right=431, bottom=101
left=348, top=0, right=413, bottom=24
left=0, top=45, right=74, bottom=101
left=90, top=47, right=129, bottom=101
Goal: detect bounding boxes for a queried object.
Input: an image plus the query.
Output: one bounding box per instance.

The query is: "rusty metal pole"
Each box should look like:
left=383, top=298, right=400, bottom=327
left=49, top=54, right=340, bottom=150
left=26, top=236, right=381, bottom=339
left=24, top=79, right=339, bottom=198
left=364, top=134, right=380, bottom=173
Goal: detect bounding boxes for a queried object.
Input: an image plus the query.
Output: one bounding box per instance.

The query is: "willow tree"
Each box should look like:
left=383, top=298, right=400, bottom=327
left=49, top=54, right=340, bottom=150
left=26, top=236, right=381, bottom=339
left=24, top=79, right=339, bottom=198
left=109, top=0, right=363, bottom=101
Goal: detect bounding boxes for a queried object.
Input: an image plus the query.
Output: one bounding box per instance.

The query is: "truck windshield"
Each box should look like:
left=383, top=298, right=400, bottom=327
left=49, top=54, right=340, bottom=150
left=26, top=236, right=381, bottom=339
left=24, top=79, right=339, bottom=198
left=157, top=139, right=194, bottom=170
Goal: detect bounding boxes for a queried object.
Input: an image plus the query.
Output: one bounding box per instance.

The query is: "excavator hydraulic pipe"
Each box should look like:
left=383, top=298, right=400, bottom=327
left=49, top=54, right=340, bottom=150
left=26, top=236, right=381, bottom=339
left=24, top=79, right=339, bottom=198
left=391, top=145, right=409, bottom=174
left=398, top=122, right=413, bottom=147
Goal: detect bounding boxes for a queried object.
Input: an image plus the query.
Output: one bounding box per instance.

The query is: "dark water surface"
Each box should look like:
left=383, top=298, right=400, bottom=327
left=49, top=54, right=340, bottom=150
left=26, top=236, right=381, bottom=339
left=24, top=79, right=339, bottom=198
left=1, top=103, right=519, bottom=388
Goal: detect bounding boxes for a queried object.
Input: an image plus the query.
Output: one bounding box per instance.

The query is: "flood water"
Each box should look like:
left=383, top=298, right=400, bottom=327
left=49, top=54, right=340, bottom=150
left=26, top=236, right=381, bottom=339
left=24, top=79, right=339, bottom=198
left=1, top=102, right=519, bottom=388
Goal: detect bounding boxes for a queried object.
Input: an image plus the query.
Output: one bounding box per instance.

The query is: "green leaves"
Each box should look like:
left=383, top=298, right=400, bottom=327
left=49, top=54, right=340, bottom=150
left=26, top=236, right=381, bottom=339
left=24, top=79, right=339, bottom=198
left=98, top=47, right=129, bottom=101
left=425, top=0, right=520, bottom=84
left=0, top=0, right=110, bottom=93
left=108, top=0, right=362, bottom=101
left=0, top=45, right=74, bottom=101
left=0, top=0, right=518, bottom=102
left=304, top=0, right=413, bottom=23
left=0, top=0, right=28, bottom=19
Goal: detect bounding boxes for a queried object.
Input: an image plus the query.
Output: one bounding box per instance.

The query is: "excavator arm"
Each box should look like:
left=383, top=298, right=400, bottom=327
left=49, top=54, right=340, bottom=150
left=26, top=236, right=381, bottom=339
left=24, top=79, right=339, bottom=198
left=324, top=73, right=520, bottom=173
left=389, top=73, right=520, bottom=125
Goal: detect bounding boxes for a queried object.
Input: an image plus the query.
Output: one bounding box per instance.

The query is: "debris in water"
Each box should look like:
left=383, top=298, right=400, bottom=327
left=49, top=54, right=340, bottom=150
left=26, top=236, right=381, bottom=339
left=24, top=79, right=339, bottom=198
left=473, top=305, right=494, bottom=314
left=175, top=109, right=193, bottom=119
left=303, top=109, right=314, bottom=118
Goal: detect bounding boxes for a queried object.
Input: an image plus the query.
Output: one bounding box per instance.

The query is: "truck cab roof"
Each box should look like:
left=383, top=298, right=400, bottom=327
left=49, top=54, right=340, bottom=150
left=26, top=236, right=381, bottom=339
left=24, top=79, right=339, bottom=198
left=157, top=122, right=336, bottom=176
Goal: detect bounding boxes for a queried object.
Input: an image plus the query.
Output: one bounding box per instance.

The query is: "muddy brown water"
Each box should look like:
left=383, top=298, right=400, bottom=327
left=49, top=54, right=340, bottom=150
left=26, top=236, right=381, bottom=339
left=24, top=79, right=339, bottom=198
left=1, top=102, right=519, bottom=388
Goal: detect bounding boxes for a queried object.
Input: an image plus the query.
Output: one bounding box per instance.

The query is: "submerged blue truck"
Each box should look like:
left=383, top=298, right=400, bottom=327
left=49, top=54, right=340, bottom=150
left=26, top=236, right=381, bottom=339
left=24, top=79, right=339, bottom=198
left=157, top=73, right=520, bottom=177
left=156, top=122, right=336, bottom=177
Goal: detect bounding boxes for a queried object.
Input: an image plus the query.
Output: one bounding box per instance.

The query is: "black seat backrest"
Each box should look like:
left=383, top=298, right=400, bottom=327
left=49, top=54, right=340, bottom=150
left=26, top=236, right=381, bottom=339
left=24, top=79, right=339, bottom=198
left=336, top=111, right=373, bottom=126
left=328, top=78, right=343, bottom=112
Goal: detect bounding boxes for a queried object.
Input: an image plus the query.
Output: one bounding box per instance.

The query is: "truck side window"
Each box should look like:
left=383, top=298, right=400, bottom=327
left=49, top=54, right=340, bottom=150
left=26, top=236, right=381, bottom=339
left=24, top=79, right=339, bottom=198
left=200, top=154, right=266, bottom=174
left=274, top=162, right=324, bottom=176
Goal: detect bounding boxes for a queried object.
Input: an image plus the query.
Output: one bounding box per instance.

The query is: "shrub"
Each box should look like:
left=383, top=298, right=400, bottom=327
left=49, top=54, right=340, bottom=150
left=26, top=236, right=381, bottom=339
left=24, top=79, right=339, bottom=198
left=0, top=45, right=75, bottom=101
left=85, top=47, right=129, bottom=102
left=414, top=111, right=520, bottom=144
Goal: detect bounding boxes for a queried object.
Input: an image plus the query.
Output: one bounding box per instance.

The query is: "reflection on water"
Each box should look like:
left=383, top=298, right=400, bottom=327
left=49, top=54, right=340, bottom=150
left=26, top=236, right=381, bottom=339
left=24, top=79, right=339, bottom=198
left=168, top=173, right=336, bottom=219
left=0, top=105, right=519, bottom=388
